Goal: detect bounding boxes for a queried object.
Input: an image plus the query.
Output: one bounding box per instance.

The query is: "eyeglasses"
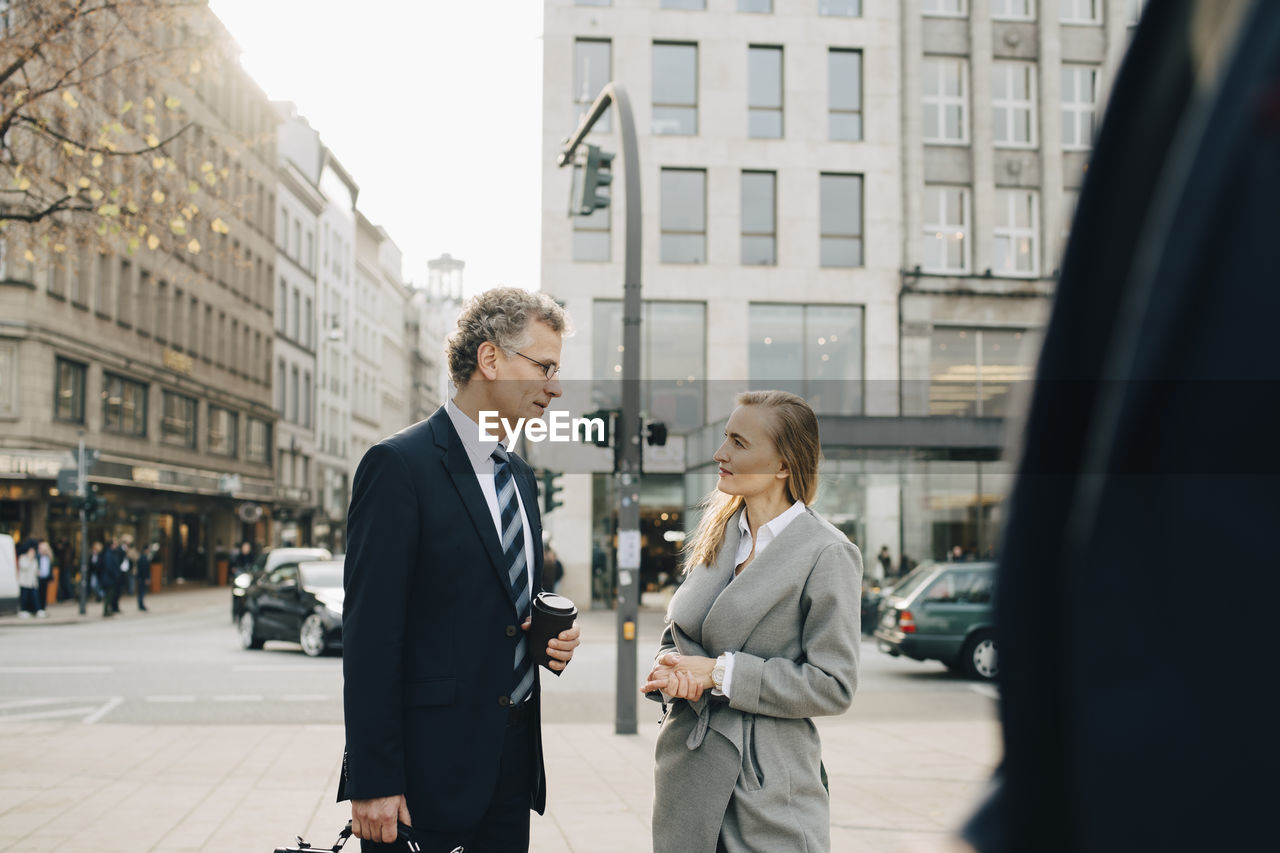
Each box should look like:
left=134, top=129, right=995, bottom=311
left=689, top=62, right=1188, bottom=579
left=513, top=351, right=560, bottom=380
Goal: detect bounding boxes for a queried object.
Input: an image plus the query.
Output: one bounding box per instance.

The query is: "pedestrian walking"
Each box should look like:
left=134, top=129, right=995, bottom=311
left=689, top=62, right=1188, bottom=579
left=16, top=538, right=39, bottom=618
left=88, top=541, right=104, bottom=602
left=643, top=390, right=862, bottom=853
left=135, top=543, right=156, bottom=611
left=35, top=540, right=54, bottom=617
left=230, top=541, right=254, bottom=579
left=876, top=545, right=892, bottom=582
left=101, top=536, right=122, bottom=617
left=340, top=287, right=581, bottom=851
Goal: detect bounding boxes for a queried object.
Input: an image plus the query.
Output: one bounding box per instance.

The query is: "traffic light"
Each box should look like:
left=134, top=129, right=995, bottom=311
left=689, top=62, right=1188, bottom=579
left=74, top=485, right=106, bottom=521
left=574, top=144, right=614, bottom=216
left=645, top=421, right=668, bottom=447
left=541, top=470, right=564, bottom=514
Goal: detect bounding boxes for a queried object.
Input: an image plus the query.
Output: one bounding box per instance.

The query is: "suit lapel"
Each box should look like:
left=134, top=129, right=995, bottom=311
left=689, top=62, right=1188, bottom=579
left=431, top=410, right=519, bottom=610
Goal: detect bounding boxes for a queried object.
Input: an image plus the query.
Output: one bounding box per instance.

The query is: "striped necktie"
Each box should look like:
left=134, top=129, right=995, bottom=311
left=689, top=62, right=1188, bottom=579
left=492, top=444, right=533, bottom=704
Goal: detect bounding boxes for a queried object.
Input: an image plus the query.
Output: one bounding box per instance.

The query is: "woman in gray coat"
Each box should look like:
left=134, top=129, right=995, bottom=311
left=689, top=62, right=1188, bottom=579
left=643, top=390, right=862, bottom=853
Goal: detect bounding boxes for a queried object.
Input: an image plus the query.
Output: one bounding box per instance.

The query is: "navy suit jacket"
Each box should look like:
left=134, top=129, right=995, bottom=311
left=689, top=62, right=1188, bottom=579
left=964, top=1, right=1280, bottom=849
left=338, top=406, right=547, bottom=827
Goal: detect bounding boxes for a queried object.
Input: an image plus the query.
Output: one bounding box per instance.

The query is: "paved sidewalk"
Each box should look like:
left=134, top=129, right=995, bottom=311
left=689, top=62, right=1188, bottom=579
left=0, top=717, right=996, bottom=852
left=2, top=583, right=223, bottom=627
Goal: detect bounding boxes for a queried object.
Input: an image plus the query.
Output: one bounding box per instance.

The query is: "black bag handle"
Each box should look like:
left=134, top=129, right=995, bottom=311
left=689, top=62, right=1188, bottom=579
left=275, top=820, right=461, bottom=853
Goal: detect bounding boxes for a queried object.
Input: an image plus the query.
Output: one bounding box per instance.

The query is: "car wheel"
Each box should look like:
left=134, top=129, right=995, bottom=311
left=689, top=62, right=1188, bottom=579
left=299, top=613, right=327, bottom=658
left=962, top=631, right=998, bottom=681
left=239, top=611, right=264, bottom=650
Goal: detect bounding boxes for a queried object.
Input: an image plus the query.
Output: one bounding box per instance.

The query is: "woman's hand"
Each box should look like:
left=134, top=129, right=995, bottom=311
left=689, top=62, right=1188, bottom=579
left=640, top=653, right=715, bottom=701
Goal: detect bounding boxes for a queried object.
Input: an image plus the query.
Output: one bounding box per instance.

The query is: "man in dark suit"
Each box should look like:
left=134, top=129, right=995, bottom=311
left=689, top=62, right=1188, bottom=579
left=101, top=535, right=122, bottom=617
left=960, top=1, right=1280, bottom=851
left=341, top=287, right=581, bottom=851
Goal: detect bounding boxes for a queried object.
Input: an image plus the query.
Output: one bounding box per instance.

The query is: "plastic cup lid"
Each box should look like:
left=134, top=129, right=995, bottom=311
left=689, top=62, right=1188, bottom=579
left=535, top=592, right=576, bottom=613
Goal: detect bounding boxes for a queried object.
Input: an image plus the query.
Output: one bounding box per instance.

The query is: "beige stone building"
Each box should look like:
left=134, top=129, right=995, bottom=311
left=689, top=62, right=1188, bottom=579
left=539, top=0, right=1142, bottom=607
left=1, top=6, right=278, bottom=583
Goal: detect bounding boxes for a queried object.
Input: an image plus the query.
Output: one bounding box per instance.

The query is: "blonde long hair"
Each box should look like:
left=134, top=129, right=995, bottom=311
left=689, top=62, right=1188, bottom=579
left=682, top=390, right=822, bottom=573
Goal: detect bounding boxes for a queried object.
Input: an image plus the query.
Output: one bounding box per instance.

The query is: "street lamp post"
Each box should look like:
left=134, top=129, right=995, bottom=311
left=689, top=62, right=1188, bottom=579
left=558, top=83, right=643, bottom=735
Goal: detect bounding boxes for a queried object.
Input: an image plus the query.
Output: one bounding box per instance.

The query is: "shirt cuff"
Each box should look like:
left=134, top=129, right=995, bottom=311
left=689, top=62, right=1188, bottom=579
left=711, top=653, right=735, bottom=698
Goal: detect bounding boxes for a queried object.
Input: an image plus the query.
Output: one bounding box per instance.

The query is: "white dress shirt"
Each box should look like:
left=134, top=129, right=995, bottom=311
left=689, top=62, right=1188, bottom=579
left=716, top=500, right=808, bottom=698
left=446, top=400, right=535, bottom=602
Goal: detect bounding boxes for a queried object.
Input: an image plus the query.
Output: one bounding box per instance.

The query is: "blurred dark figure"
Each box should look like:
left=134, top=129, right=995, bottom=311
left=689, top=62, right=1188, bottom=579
left=88, top=540, right=104, bottom=601
left=53, top=537, right=75, bottom=601
left=101, top=535, right=122, bottom=617
left=962, top=1, right=1280, bottom=851
left=136, top=543, right=156, bottom=611
left=231, top=541, right=254, bottom=578
left=541, top=543, right=563, bottom=594
left=876, top=545, right=892, bottom=581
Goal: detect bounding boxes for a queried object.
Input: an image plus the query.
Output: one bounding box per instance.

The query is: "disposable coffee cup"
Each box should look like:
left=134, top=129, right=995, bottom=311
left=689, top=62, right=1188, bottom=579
left=529, top=592, right=577, bottom=675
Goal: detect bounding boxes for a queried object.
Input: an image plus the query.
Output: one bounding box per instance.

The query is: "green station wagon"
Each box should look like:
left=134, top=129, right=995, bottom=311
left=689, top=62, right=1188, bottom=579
left=873, top=561, right=997, bottom=681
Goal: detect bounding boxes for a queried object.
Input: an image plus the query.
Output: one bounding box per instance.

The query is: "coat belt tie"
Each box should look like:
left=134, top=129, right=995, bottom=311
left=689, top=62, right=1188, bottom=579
left=686, top=698, right=712, bottom=749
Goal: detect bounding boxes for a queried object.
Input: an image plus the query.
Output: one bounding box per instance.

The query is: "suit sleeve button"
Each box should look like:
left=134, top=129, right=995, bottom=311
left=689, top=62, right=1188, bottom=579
left=505, top=625, right=518, bottom=637
left=499, top=696, right=511, bottom=707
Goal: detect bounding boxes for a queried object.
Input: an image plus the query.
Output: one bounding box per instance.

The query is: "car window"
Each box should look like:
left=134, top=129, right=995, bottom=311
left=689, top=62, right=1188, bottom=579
left=266, top=564, right=298, bottom=586
left=925, top=570, right=992, bottom=604
left=889, top=564, right=937, bottom=598
left=299, top=562, right=343, bottom=589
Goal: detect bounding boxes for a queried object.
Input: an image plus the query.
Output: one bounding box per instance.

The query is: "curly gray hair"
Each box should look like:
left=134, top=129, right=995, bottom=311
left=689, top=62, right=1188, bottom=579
left=447, top=288, right=572, bottom=387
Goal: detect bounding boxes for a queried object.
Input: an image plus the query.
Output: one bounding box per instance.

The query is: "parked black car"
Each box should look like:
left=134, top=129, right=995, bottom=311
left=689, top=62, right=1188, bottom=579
left=873, top=561, right=997, bottom=681
left=237, top=559, right=344, bottom=657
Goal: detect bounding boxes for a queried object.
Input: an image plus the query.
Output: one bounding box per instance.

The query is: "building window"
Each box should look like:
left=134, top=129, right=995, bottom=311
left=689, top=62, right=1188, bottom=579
left=574, top=39, right=612, bottom=133
left=54, top=357, right=86, bottom=423
left=592, top=300, right=706, bottom=432
left=828, top=49, right=863, bottom=142
left=208, top=406, right=239, bottom=457
left=923, top=57, right=969, bottom=144
left=819, top=0, right=861, bottom=15
left=661, top=0, right=705, bottom=8
left=929, top=328, right=1031, bottom=416
left=1059, top=0, right=1100, bottom=24
left=992, top=0, right=1034, bottom=20
left=290, top=289, right=300, bottom=341
left=819, top=173, right=863, bottom=268
left=923, top=0, right=966, bottom=15
left=1061, top=65, right=1099, bottom=150
left=247, top=418, right=271, bottom=465
left=161, top=391, right=197, bottom=448
left=922, top=185, right=970, bottom=273
left=660, top=168, right=707, bottom=264
left=0, top=342, right=13, bottom=418
left=290, top=365, right=300, bottom=424
left=741, top=171, right=777, bottom=266
left=992, top=61, right=1036, bottom=148
left=652, top=42, right=698, bottom=136
left=748, top=303, right=864, bottom=415
left=993, top=189, right=1039, bottom=277
left=747, top=46, right=783, bottom=139
left=303, top=371, right=312, bottom=429
left=1061, top=188, right=1080, bottom=254
left=1127, top=0, right=1145, bottom=25
left=102, top=372, right=147, bottom=436
left=276, top=358, right=286, bottom=413
left=303, top=296, right=313, bottom=348
left=739, top=0, right=772, bottom=11
left=573, top=202, right=611, bottom=262
left=305, top=231, right=314, bottom=272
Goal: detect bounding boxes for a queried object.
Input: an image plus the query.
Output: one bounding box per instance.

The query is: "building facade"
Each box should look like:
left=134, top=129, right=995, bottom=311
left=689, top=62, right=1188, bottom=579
left=272, top=104, right=326, bottom=547
left=540, top=0, right=1142, bottom=608
left=1, top=5, right=279, bottom=584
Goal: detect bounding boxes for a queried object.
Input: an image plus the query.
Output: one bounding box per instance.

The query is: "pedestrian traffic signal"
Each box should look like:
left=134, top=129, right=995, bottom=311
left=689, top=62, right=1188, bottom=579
left=574, top=144, right=614, bottom=216
left=542, top=470, right=564, bottom=514
left=584, top=408, right=615, bottom=448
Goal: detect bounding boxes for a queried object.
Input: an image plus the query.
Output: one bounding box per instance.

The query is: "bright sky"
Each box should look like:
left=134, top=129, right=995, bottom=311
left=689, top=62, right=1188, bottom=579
left=207, top=0, right=544, bottom=297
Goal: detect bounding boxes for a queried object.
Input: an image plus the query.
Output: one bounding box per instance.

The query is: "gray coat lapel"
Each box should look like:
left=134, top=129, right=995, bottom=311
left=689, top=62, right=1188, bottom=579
left=668, top=509, right=742, bottom=655
left=703, top=510, right=820, bottom=654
